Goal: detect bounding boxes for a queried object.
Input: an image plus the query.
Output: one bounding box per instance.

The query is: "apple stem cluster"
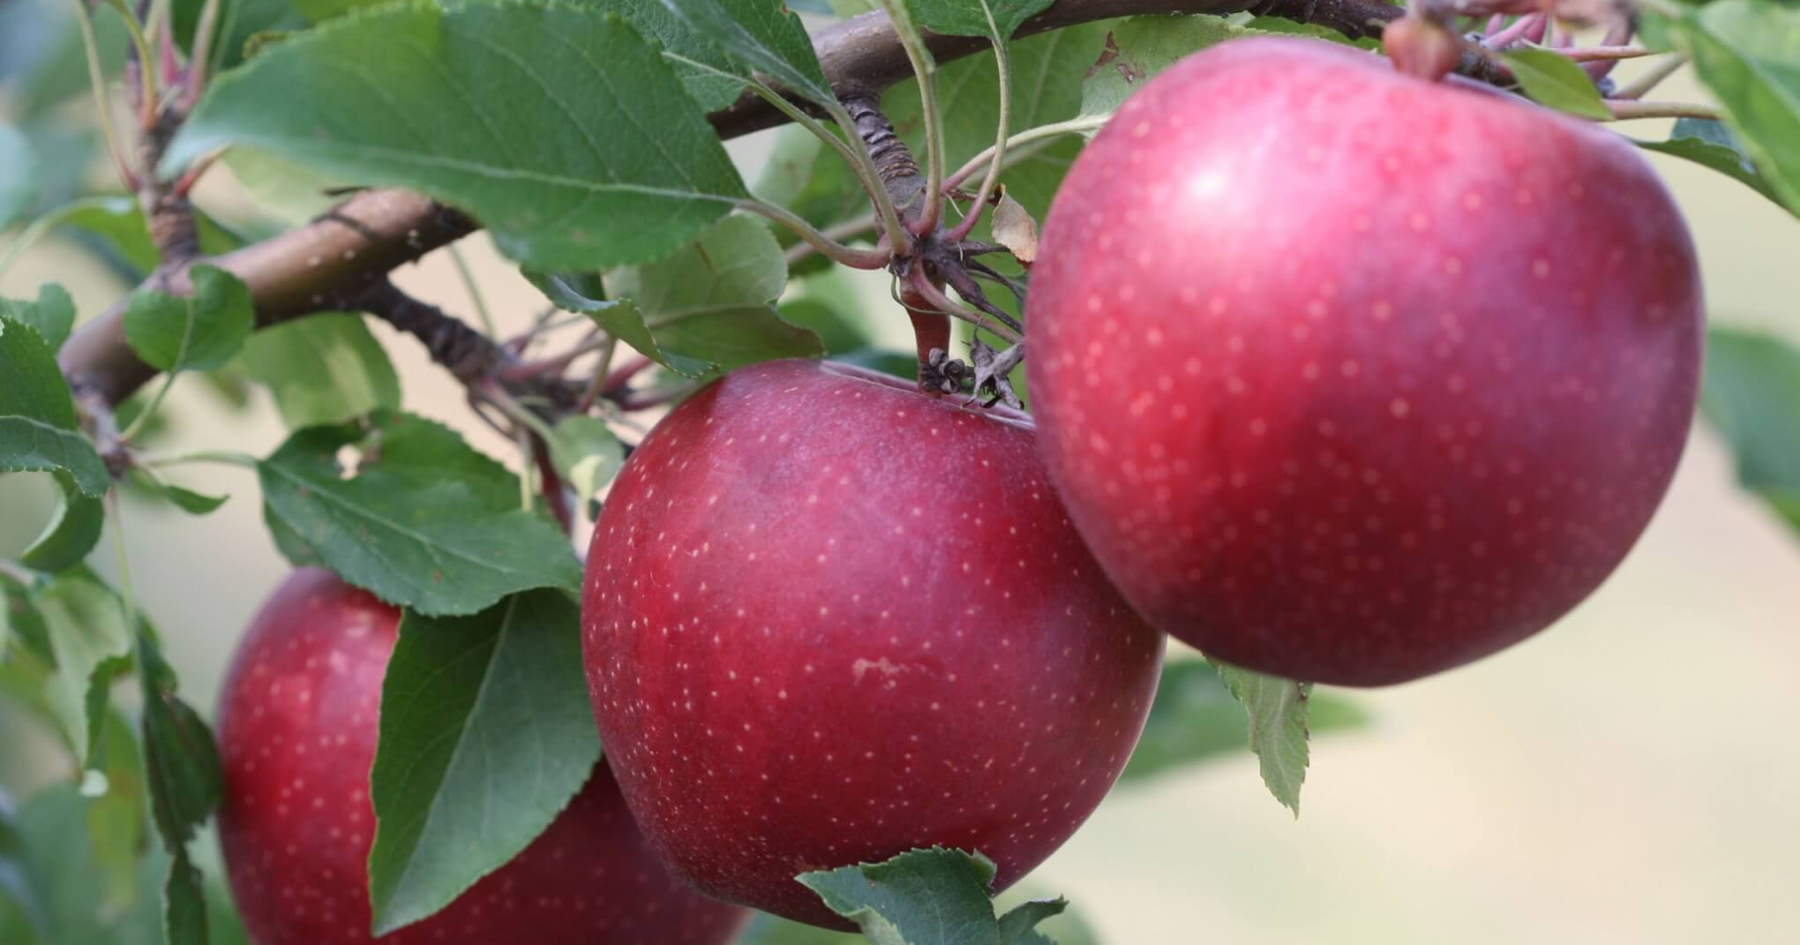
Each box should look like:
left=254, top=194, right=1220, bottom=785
left=833, top=93, right=1030, bottom=391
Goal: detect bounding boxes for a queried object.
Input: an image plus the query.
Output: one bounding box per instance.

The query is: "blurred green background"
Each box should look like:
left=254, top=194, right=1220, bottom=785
left=4, top=26, right=1798, bottom=945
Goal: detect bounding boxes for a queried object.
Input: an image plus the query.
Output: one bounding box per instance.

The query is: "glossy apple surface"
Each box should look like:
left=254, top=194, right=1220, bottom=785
left=216, top=568, right=747, bottom=945
left=582, top=359, right=1164, bottom=928
left=1025, top=37, right=1702, bottom=685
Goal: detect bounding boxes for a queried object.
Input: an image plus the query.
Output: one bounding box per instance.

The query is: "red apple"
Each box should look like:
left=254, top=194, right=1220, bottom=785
left=1025, top=37, right=1702, bottom=686
left=581, top=359, right=1164, bottom=929
left=216, top=568, right=748, bottom=945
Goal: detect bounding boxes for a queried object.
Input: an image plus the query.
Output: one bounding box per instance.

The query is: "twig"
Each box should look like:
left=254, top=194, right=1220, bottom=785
left=1613, top=55, right=1688, bottom=101
left=946, top=28, right=1012, bottom=244
left=447, top=244, right=496, bottom=336
left=783, top=214, right=881, bottom=266
left=186, top=0, right=226, bottom=104
left=942, top=115, right=1108, bottom=194
left=738, top=199, right=892, bottom=269
left=905, top=267, right=1023, bottom=345
left=1603, top=99, right=1721, bottom=122
left=1555, top=44, right=1655, bottom=62
left=71, top=0, right=139, bottom=192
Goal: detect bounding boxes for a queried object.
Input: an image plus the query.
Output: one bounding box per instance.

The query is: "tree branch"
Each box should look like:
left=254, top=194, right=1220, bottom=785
left=59, top=190, right=475, bottom=404
left=58, top=0, right=1414, bottom=408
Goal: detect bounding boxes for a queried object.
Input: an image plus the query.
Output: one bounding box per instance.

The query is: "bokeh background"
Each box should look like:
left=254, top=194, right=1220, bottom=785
left=4, top=25, right=1798, bottom=945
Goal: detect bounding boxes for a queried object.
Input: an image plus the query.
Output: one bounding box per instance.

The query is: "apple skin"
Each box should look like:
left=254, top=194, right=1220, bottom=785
left=1024, top=37, right=1703, bottom=686
left=215, top=568, right=749, bottom=945
left=581, top=359, right=1164, bottom=929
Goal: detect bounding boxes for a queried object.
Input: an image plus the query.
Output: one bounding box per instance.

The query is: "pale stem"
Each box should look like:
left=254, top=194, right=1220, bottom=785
left=784, top=213, right=880, bottom=266
left=943, top=115, right=1109, bottom=194
left=119, top=373, right=176, bottom=442
left=946, top=29, right=1013, bottom=244
left=737, top=199, right=892, bottom=270
left=137, top=448, right=258, bottom=468
left=447, top=244, right=496, bottom=336
left=71, top=0, right=138, bottom=191
left=187, top=0, right=226, bottom=100
left=1602, top=99, right=1721, bottom=121
left=1613, top=55, right=1689, bottom=100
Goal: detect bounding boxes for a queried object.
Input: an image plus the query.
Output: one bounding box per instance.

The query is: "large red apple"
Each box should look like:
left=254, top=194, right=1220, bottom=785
left=216, top=568, right=748, bottom=945
left=1025, top=37, right=1702, bottom=686
left=581, top=359, right=1164, bottom=929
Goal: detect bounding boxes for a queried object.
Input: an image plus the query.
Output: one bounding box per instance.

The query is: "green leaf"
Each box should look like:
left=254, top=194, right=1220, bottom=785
left=599, top=0, right=752, bottom=112
left=0, top=644, right=148, bottom=913
left=174, top=0, right=306, bottom=71
left=0, top=788, right=46, bottom=945
left=123, top=265, right=255, bottom=374
left=0, top=318, right=111, bottom=497
left=290, top=0, right=375, bottom=21
left=798, top=848, right=1003, bottom=945
left=0, top=124, right=34, bottom=229
left=779, top=297, right=869, bottom=354
left=663, top=0, right=837, bottom=109
left=521, top=268, right=612, bottom=314
left=1500, top=48, right=1613, bottom=119
left=0, top=284, right=76, bottom=352
left=608, top=213, right=822, bottom=377
left=1701, top=327, right=1800, bottom=532
left=907, top=0, right=1052, bottom=42
left=734, top=913, right=864, bottom=945
left=1213, top=661, right=1314, bottom=814
left=736, top=896, right=1096, bottom=945
left=1, top=575, right=54, bottom=666
left=137, top=633, right=219, bottom=945
left=995, top=899, right=1066, bottom=945
left=165, top=1, right=751, bottom=270
left=237, top=313, right=401, bottom=428
left=1076, top=15, right=1259, bottom=128
left=1121, top=659, right=1367, bottom=784
left=85, top=708, right=149, bottom=916
left=34, top=573, right=135, bottom=772
left=138, top=633, right=223, bottom=850
left=257, top=411, right=581, bottom=615
left=218, top=148, right=355, bottom=225
left=367, top=590, right=599, bottom=934
left=1655, top=0, right=1800, bottom=213
left=19, top=472, right=104, bottom=572
left=2, top=784, right=165, bottom=945
left=160, top=850, right=209, bottom=945
left=7, top=789, right=125, bottom=944
left=1635, top=117, right=1789, bottom=213
left=546, top=415, right=623, bottom=501
left=129, top=470, right=229, bottom=516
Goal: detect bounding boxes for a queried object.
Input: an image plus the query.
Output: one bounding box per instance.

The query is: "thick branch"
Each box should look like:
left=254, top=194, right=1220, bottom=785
left=59, top=191, right=474, bottom=404
left=59, top=0, right=1411, bottom=407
